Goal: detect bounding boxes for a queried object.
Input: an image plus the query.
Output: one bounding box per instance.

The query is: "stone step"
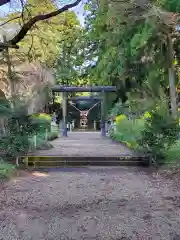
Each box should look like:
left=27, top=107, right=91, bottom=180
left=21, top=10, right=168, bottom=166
left=24, top=156, right=150, bottom=168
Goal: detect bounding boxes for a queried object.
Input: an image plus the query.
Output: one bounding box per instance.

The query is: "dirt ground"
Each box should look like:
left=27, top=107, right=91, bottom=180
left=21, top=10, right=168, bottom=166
left=0, top=167, right=180, bottom=240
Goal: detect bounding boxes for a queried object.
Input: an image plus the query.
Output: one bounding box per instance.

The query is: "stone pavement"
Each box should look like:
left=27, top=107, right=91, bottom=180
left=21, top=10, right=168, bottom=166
left=33, top=131, right=134, bottom=157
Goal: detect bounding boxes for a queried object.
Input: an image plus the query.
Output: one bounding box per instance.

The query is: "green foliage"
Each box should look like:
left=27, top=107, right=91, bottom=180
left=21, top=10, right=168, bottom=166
left=0, top=134, right=29, bottom=159
left=109, top=96, right=154, bottom=119
left=115, top=114, right=128, bottom=123
left=83, top=0, right=179, bottom=102
left=160, top=0, right=180, bottom=12
left=110, top=101, right=124, bottom=117
left=165, top=140, right=180, bottom=162
left=142, top=112, right=152, bottom=120
left=137, top=105, right=180, bottom=164
left=1, top=0, right=80, bottom=67
left=0, top=99, right=58, bottom=161
left=111, top=118, right=145, bottom=149
left=0, top=102, right=34, bottom=159
left=30, top=113, right=51, bottom=132
left=110, top=99, right=180, bottom=165
left=0, top=98, right=11, bottom=117
left=0, top=162, right=16, bottom=180
left=55, top=27, right=85, bottom=85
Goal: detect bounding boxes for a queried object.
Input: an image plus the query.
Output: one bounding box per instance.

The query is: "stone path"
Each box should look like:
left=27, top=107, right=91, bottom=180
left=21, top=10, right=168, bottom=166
left=0, top=167, right=180, bottom=240
left=33, top=131, right=133, bottom=157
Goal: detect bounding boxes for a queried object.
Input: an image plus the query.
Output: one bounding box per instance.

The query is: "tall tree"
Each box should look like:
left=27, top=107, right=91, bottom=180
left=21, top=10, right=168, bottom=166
left=83, top=0, right=180, bottom=108
left=55, top=25, right=90, bottom=86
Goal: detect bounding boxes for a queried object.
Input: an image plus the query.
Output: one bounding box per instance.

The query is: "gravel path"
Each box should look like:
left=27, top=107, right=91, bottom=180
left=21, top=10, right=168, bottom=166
left=0, top=167, right=180, bottom=240
left=33, top=132, right=133, bottom=157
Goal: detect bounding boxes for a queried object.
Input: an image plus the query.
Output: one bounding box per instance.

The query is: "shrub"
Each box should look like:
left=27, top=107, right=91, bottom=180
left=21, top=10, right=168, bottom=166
left=0, top=104, right=37, bottom=160
left=115, top=114, right=127, bottom=123
left=0, top=133, right=29, bottom=160
left=0, top=161, right=16, bottom=180
left=137, top=105, right=180, bottom=165
left=142, top=111, right=151, bottom=120
left=114, top=118, right=145, bottom=149
left=30, top=113, right=51, bottom=132
left=110, top=100, right=123, bottom=117
left=165, top=140, right=180, bottom=163
left=31, top=113, right=51, bottom=121
left=0, top=100, right=54, bottom=161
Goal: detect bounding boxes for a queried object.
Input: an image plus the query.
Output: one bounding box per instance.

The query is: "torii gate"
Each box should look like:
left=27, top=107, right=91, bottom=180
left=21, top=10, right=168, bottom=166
left=52, top=85, right=116, bottom=137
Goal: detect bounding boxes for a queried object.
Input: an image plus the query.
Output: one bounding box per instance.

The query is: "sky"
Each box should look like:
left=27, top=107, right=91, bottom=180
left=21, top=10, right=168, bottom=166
left=0, top=0, right=85, bottom=25
left=73, top=1, right=85, bottom=25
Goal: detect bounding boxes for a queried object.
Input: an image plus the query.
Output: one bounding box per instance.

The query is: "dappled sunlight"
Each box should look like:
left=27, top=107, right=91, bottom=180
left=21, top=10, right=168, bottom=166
left=32, top=171, right=49, bottom=177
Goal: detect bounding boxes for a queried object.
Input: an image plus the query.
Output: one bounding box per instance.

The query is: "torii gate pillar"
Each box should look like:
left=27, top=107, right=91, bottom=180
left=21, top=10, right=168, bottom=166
left=101, top=90, right=106, bottom=137
left=62, top=92, right=68, bottom=137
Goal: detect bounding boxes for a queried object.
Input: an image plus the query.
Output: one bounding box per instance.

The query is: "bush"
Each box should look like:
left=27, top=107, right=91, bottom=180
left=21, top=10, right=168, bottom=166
left=115, top=114, right=128, bottom=123
left=0, top=133, right=29, bottom=160
left=30, top=113, right=51, bottom=132
left=0, top=104, right=36, bottom=160
left=110, top=99, right=180, bottom=165
left=113, top=118, right=145, bottom=149
left=31, top=113, right=51, bottom=121
left=137, top=106, right=180, bottom=165
left=0, top=161, right=16, bottom=180
left=165, top=140, right=180, bottom=163
left=0, top=101, right=55, bottom=161
left=37, top=113, right=52, bottom=121
left=142, top=111, right=151, bottom=120
left=110, top=100, right=123, bottom=117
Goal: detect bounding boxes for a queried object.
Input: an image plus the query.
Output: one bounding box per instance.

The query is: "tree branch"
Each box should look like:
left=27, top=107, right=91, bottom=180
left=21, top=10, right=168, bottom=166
left=9, top=0, right=82, bottom=46
left=0, top=15, right=21, bottom=27
left=0, top=42, right=19, bottom=49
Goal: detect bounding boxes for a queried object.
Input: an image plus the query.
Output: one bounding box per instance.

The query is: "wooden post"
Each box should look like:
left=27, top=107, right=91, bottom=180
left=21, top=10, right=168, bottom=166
left=70, top=123, right=72, bottom=131
left=62, top=92, right=68, bottom=137
left=34, top=134, right=37, bottom=149
left=105, top=121, right=108, bottom=133
left=16, top=156, right=19, bottom=166
left=72, top=120, right=75, bottom=129
left=24, top=157, right=29, bottom=168
left=94, top=120, right=97, bottom=131
left=101, top=90, right=106, bottom=137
